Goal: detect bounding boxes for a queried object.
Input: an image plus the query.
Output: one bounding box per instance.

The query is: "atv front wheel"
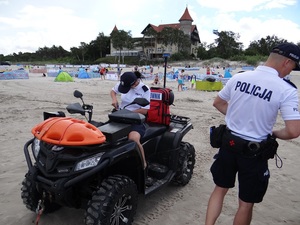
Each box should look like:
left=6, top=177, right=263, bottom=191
left=85, top=175, right=138, bottom=225
left=21, top=173, right=61, bottom=213
left=172, top=142, right=196, bottom=185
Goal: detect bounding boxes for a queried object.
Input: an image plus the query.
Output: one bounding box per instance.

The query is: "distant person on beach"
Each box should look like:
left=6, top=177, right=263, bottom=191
left=117, top=67, right=122, bottom=80
left=151, top=74, right=160, bottom=85
left=100, top=67, right=106, bottom=80
left=205, top=42, right=300, bottom=225
left=150, top=65, right=154, bottom=74
left=177, top=69, right=185, bottom=91
left=190, top=74, right=196, bottom=89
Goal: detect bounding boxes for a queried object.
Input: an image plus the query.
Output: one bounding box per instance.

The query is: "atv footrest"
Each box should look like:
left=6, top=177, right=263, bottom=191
left=145, top=171, right=173, bottom=195
left=148, top=163, right=169, bottom=179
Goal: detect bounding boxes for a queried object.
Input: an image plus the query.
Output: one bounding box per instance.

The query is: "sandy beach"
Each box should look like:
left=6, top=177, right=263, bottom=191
left=0, top=65, right=300, bottom=225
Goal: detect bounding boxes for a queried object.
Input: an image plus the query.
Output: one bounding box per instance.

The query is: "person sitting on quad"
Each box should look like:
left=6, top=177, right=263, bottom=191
left=110, top=71, right=150, bottom=169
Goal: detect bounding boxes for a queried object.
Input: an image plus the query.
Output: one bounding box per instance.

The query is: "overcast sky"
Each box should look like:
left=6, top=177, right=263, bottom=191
left=0, top=0, right=299, bottom=55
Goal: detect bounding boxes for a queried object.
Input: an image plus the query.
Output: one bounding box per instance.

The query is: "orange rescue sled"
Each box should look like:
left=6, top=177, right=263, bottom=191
left=31, top=117, right=106, bottom=146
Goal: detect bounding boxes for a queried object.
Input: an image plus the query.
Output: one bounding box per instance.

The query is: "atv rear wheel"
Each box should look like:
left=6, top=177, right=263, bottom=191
left=85, top=175, right=138, bottom=225
left=172, top=142, right=196, bottom=185
left=21, top=173, right=61, bottom=213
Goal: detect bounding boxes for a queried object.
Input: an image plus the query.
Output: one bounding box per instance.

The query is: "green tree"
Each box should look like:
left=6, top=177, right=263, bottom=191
left=110, top=29, right=133, bottom=64
left=160, top=27, right=177, bottom=46
left=70, top=47, right=81, bottom=62
left=196, top=42, right=211, bottom=60
left=36, top=46, right=50, bottom=60
left=79, top=42, right=88, bottom=62
left=35, top=45, right=69, bottom=60
left=178, top=33, right=192, bottom=53
left=245, top=35, right=287, bottom=56
left=93, top=32, right=110, bottom=58
left=143, top=27, right=158, bottom=58
left=214, top=31, right=243, bottom=59
left=159, top=27, right=191, bottom=55
left=206, top=43, right=217, bottom=59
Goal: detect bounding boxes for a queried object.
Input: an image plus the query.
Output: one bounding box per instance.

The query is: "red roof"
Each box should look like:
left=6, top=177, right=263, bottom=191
left=113, top=25, right=118, bottom=31
left=110, top=25, right=118, bottom=34
left=150, top=23, right=180, bottom=32
left=147, top=7, right=194, bottom=33
left=146, top=23, right=196, bottom=33
left=122, top=7, right=197, bottom=35
left=179, top=7, right=193, bottom=22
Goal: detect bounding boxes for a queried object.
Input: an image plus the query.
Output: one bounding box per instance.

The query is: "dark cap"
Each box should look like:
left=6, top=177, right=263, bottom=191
left=271, top=43, right=300, bottom=71
left=118, top=72, right=137, bottom=93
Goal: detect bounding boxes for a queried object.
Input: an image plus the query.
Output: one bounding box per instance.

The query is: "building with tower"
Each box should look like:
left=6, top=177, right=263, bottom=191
left=110, top=7, right=201, bottom=60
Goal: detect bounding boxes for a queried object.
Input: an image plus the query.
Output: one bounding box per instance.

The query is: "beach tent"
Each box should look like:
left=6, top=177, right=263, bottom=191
left=0, top=71, right=15, bottom=80
left=224, top=70, right=232, bottom=78
left=54, top=71, right=74, bottom=82
left=78, top=67, right=85, bottom=72
left=77, top=70, right=90, bottom=79
left=0, top=70, right=29, bottom=80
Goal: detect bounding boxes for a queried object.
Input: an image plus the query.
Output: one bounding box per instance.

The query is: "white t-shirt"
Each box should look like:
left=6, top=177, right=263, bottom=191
left=219, top=66, right=300, bottom=141
left=112, top=81, right=150, bottom=111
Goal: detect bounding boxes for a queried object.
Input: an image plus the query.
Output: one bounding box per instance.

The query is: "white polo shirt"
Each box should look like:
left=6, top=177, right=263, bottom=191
left=112, top=81, right=150, bottom=111
left=219, top=66, right=300, bottom=141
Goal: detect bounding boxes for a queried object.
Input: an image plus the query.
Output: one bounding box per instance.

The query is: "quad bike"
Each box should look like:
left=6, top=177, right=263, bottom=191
left=21, top=90, right=196, bottom=225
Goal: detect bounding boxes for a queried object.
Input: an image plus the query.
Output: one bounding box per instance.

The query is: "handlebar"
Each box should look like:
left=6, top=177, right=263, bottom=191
left=67, top=90, right=149, bottom=124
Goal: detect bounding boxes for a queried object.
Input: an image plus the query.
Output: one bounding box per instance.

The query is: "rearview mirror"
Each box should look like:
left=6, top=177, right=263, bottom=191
left=74, top=90, right=83, bottom=99
left=132, top=98, right=149, bottom=107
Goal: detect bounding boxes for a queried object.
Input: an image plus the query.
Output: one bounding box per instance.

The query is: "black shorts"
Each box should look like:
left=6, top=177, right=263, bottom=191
left=210, top=147, right=270, bottom=203
left=131, top=123, right=146, bottom=137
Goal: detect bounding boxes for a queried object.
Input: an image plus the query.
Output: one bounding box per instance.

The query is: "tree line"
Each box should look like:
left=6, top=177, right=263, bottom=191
left=0, top=28, right=299, bottom=65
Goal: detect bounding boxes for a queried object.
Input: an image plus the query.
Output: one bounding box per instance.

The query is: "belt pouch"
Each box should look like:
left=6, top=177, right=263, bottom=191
left=210, top=124, right=226, bottom=148
left=222, top=130, right=247, bottom=153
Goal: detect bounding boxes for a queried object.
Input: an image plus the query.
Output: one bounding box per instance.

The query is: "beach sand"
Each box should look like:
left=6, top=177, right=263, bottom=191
left=0, top=66, right=299, bottom=225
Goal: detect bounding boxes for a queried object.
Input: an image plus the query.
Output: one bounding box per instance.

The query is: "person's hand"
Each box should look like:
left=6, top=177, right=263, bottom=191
left=111, top=101, right=119, bottom=110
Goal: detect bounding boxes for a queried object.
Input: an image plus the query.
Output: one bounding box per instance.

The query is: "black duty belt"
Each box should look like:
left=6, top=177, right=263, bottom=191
left=222, top=129, right=262, bottom=157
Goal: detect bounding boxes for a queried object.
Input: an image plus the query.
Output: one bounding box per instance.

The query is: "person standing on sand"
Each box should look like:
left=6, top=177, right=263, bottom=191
left=100, top=67, right=106, bottom=80
left=205, top=42, right=300, bottom=225
left=190, top=74, right=196, bottom=89
left=178, top=69, right=185, bottom=91
left=117, top=67, right=122, bottom=80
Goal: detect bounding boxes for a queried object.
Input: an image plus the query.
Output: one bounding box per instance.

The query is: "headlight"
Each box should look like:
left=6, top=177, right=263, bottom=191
left=74, top=153, right=104, bottom=171
left=32, top=138, right=41, bottom=158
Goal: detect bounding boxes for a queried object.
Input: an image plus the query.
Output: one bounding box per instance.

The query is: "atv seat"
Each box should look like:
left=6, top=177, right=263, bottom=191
left=141, top=124, right=168, bottom=143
